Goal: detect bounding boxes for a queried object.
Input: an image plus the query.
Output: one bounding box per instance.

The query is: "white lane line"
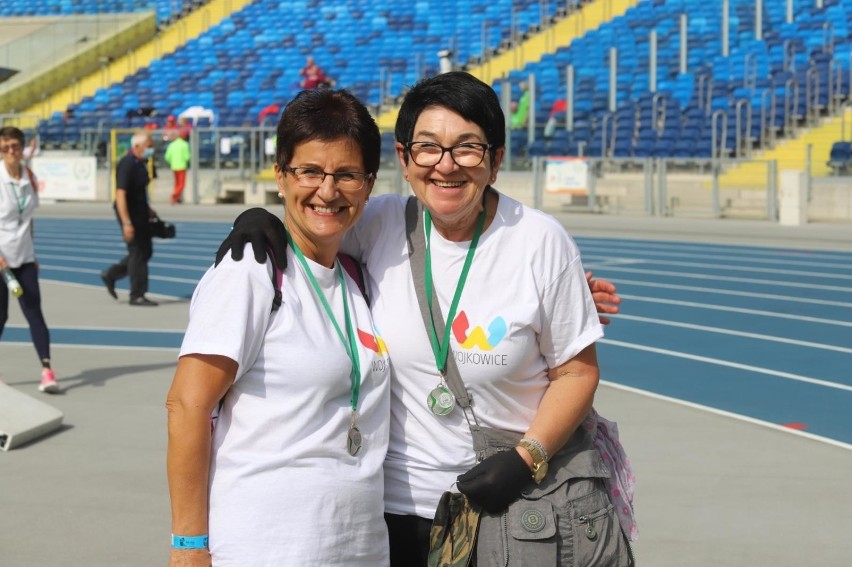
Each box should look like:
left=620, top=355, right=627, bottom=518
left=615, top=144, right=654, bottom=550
left=594, top=257, right=852, bottom=281
left=577, top=238, right=852, bottom=261
left=592, top=277, right=852, bottom=307
left=599, top=338, right=852, bottom=392
left=617, top=294, right=852, bottom=328
left=613, top=314, right=852, bottom=353
left=581, top=247, right=852, bottom=271
left=600, top=381, right=852, bottom=452
left=591, top=266, right=852, bottom=292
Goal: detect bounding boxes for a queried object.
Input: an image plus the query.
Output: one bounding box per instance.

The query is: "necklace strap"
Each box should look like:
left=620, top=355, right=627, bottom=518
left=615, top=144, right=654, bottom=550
left=285, top=228, right=361, bottom=412
left=423, top=203, right=487, bottom=376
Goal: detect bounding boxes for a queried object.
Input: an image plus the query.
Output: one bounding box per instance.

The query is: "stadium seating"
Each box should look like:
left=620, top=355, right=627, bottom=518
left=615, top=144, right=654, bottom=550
left=826, top=140, right=852, bottom=173
left=507, top=0, right=852, bottom=159
left=24, top=0, right=852, bottom=163
left=0, top=0, right=196, bottom=25
left=34, top=0, right=565, bottom=151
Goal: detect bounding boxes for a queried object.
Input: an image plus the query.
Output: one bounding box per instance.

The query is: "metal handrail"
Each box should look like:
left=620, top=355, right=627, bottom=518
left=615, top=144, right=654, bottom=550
left=841, top=100, right=852, bottom=141
left=830, top=58, right=843, bottom=115
left=823, top=21, right=835, bottom=53
left=735, top=99, right=752, bottom=157
left=600, top=112, right=616, bottom=158
left=697, top=74, right=710, bottom=113
left=783, top=40, right=796, bottom=71
left=784, top=77, right=799, bottom=136
left=652, top=93, right=666, bottom=133
left=711, top=109, right=728, bottom=160
left=743, top=52, right=757, bottom=90
left=759, top=88, right=777, bottom=149
left=805, top=66, right=820, bottom=125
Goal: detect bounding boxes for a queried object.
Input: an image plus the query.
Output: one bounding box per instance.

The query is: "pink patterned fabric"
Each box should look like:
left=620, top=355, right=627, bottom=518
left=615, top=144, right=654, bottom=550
left=583, top=408, right=639, bottom=541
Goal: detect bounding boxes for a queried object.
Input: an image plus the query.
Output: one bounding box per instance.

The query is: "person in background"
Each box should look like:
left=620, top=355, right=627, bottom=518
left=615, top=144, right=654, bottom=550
left=164, top=130, right=190, bottom=204
left=510, top=80, right=530, bottom=129
left=0, top=126, right=58, bottom=393
left=100, top=131, right=159, bottom=306
left=162, top=115, right=181, bottom=142
left=300, top=56, right=333, bottom=89
left=166, top=88, right=390, bottom=566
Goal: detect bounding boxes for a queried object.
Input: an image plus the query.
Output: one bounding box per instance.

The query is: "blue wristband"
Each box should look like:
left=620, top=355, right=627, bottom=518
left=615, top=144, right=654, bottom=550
left=171, top=534, right=209, bottom=549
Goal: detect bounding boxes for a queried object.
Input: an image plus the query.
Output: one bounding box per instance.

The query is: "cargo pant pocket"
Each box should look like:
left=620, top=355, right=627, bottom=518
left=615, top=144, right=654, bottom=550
left=566, top=479, right=631, bottom=567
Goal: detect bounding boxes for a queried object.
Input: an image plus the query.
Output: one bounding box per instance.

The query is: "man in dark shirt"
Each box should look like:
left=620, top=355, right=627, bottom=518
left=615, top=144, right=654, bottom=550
left=100, top=131, right=159, bottom=306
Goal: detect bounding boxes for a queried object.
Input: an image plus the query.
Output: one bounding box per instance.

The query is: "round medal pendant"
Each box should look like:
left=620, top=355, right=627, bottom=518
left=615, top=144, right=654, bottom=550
left=427, top=385, right=456, bottom=416
left=347, top=425, right=363, bottom=456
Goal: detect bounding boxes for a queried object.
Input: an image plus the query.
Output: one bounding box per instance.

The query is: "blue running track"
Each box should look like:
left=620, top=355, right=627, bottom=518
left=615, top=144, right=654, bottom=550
left=4, top=219, right=851, bottom=446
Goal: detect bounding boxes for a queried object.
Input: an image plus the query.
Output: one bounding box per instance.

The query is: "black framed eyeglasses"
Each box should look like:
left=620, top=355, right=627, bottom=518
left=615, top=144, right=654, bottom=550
left=282, top=165, right=373, bottom=191
left=405, top=141, right=493, bottom=168
left=0, top=143, right=23, bottom=154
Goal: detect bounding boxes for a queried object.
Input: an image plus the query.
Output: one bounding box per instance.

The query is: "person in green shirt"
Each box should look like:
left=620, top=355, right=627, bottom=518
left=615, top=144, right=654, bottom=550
left=164, top=131, right=190, bottom=204
left=510, top=81, right=530, bottom=130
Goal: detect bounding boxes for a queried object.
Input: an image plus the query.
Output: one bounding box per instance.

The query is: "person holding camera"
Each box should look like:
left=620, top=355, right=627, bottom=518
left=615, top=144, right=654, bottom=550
left=101, top=131, right=159, bottom=306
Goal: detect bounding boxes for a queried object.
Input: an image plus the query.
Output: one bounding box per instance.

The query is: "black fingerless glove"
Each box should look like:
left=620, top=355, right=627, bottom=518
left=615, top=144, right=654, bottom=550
left=214, top=208, right=287, bottom=269
left=456, top=449, right=531, bottom=514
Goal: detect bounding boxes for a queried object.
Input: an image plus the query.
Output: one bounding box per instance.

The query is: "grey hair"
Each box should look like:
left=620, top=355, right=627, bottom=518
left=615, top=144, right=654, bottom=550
left=130, top=131, right=152, bottom=148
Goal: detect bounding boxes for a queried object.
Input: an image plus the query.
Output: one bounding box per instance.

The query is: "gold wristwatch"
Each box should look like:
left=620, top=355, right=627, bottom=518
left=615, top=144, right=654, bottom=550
left=518, top=437, right=549, bottom=484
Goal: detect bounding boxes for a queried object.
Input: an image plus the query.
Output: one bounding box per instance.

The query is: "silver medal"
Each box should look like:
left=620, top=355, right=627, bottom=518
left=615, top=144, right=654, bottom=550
left=347, top=425, right=363, bottom=456
left=427, top=384, right=456, bottom=416
left=347, top=412, right=363, bottom=456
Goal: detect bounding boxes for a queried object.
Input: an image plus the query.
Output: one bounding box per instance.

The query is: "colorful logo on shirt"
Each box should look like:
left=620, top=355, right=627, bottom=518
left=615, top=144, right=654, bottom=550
left=452, top=311, right=507, bottom=351
left=358, top=328, right=388, bottom=356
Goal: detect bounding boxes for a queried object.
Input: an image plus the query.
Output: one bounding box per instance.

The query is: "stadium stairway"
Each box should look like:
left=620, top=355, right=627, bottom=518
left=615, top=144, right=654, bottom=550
left=716, top=107, right=851, bottom=189
left=21, top=0, right=252, bottom=120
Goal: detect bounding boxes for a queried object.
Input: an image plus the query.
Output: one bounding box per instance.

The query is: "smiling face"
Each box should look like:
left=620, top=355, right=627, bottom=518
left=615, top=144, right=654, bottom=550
left=396, top=106, right=504, bottom=239
left=275, top=137, right=373, bottom=266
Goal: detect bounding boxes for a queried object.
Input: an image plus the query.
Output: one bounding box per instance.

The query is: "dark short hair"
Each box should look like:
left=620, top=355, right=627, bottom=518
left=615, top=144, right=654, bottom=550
left=395, top=72, right=505, bottom=161
left=0, top=126, right=25, bottom=145
left=276, top=89, right=381, bottom=175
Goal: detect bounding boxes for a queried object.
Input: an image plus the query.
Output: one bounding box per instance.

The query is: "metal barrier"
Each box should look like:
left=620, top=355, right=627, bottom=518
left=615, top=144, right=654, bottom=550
left=49, top=126, right=810, bottom=222
left=528, top=156, right=779, bottom=220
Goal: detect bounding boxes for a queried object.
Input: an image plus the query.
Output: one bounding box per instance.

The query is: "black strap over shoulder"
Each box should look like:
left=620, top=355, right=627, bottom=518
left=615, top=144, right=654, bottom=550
left=269, top=252, right=369, bottom=312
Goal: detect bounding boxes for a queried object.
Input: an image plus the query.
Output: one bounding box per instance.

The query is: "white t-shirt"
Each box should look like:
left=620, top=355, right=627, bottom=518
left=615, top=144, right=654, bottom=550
left=180, top=246, right=391, bottom=566
left=0, top=164, right=38, bottom=267
left=343, top=192, right=603, bottom=519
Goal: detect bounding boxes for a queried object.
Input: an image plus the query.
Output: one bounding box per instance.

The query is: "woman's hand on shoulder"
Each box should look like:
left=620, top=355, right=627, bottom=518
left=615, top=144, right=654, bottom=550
left=586, top=271, right=620, bottom=325
left=214, top=208, right=287, bottom=270
left=169, top=548, right=211, bottom=567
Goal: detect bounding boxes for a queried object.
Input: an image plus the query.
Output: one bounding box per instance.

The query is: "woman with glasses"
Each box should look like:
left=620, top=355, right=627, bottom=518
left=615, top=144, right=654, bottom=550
left=218, top=72, right=634, bottom=566
left=0, top=126, right=59, bottom=393
left=166, top=89, right=391, bottom=566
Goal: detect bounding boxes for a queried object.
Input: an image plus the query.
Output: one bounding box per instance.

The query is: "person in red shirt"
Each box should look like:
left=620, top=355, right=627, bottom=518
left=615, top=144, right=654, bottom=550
left=299, top=56, right=333, bottom=89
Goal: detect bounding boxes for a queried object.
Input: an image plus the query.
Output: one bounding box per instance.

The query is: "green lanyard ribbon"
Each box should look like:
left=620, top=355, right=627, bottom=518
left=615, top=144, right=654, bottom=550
left=7, top=180, right=27, bottom=216
left=424, top=205, right=487, bottom=376
left=285, top=228, right=361, bottom=412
